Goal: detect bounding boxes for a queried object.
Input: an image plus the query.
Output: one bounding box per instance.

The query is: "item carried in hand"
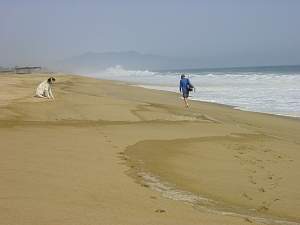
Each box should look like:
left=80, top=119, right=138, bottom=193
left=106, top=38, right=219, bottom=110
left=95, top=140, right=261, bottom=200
left=188, top=84, right=194, bottom=92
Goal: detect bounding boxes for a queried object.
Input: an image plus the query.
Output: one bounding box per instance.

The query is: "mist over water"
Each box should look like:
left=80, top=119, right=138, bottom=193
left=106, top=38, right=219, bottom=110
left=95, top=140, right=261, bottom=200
left=89, top=65, right=300, bottom=117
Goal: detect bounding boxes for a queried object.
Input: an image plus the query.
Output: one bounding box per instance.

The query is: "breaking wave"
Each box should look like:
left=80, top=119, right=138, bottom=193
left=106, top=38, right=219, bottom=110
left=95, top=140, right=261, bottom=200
left=89, top=65, right=300, bottom=117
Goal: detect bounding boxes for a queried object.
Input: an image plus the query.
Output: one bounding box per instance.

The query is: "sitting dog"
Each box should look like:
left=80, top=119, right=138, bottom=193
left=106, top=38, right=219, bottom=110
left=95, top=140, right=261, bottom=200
left=36, top=77, right=56, bottom=99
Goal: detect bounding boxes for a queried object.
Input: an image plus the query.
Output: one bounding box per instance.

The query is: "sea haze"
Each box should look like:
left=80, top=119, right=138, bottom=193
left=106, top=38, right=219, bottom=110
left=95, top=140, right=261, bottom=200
left=88, top=65, right=300, bottom=118
left=54, top=51, right=190, bottom=72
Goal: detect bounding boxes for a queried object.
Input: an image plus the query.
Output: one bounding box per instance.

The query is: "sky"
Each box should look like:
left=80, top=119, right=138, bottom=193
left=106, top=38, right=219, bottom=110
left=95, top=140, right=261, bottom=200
left=1, top=0, right=300, bottom=68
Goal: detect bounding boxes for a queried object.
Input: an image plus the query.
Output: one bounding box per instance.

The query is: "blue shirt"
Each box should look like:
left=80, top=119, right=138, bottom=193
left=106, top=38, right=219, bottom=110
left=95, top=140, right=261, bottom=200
left=179, top=78, right=192, bottom=92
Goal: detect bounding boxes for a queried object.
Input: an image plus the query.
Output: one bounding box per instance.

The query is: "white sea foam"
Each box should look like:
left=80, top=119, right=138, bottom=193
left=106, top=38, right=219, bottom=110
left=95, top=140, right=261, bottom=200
left=90, top=65, right=300, bottom=117
left=103, top=65, right=157, bottom=77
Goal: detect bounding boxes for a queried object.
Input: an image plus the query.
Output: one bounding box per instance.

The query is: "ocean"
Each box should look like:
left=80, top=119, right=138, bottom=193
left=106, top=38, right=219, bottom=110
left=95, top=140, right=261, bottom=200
left=90, top=65, right=300, bottom=118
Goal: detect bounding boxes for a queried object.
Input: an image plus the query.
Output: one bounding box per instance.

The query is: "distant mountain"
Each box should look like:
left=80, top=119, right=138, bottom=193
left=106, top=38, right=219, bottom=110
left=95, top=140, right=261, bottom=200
left=53, top=51, right=187, bottom=73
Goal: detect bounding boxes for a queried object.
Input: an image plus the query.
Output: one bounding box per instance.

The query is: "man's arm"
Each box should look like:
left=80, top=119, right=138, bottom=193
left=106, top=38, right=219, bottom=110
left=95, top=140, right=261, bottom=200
left=179, top=80, right=182, bottom=92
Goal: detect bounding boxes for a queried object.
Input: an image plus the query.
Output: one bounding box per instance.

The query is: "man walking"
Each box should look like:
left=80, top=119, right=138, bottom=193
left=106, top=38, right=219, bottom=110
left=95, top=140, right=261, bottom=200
left=179, top=74, right=193, bottom=108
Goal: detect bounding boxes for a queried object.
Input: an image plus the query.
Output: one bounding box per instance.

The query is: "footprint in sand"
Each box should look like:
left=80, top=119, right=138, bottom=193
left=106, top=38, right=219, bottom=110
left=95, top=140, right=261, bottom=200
left=242, top=192, right=253, bottom=200
left=248, top=176, right=257, bottom=185
left=250, top=180, right=257, bottom=185
left=263, top=148, right=271, bottom=153
left=257, top=205, right=269, bottom=212
left=118, top=155, right=128, bottom=160
left=244, top=217, right=253, bottom=223
left=155, top=209, right=166, bottom=213
left=117, top=152, right=128, bottom=161
left=258, top=165, right=265, bottom=169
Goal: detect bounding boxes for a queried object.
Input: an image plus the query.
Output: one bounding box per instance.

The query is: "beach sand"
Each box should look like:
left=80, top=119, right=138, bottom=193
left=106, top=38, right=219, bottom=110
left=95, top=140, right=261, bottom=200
left=0, top=73, right=299, bottom=225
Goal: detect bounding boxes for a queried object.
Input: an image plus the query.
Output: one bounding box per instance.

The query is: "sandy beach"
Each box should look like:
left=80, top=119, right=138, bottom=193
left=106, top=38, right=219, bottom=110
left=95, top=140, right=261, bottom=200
left=0, top=73, right=299, bottom=225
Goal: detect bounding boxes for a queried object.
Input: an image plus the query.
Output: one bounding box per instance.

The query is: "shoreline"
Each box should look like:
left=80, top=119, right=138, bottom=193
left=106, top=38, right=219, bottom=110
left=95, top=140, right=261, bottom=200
left=82, top=75, right=300, bottom=119
left=135, top=83, right=300, bottom=119
left=1, top=73, right=299, bottom=225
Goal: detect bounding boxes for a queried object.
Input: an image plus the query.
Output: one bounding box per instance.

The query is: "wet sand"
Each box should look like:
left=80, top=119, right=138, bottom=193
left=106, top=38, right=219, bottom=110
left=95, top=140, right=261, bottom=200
left=0, top=73, right=299, bottom=225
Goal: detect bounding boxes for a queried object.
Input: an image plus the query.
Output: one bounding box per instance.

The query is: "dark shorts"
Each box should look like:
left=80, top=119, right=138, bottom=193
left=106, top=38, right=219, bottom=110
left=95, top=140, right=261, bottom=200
left=182, top=90, right=189, bottom=98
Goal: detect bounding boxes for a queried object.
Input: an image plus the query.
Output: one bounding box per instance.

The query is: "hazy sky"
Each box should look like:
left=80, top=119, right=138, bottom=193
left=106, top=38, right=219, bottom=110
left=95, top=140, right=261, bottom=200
left=1, top=0, right=300, bottom=68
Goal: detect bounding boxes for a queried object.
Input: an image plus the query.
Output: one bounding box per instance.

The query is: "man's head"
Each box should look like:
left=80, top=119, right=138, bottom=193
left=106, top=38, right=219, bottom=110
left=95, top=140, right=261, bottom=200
left=47, top=77, right=56, bottom=84
left=181, top=74, right=185, bottom=79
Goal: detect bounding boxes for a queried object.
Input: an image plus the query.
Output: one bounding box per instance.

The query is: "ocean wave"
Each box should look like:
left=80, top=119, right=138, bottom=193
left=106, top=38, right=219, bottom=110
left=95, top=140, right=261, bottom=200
left=90, top=65, right=158, bottom=78
left=88, top=66, right=300, bottom=117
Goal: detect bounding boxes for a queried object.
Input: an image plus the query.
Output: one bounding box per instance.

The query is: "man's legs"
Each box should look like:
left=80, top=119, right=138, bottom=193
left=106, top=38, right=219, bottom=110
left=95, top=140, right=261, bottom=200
left=182, top=91, right=189, bottom=108
left=183, top=97, right=189, bottom=108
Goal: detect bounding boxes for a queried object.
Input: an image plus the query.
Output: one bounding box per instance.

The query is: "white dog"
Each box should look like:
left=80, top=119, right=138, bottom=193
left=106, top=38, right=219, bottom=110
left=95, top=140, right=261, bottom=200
left=36, top=77, right=56, bottom=99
